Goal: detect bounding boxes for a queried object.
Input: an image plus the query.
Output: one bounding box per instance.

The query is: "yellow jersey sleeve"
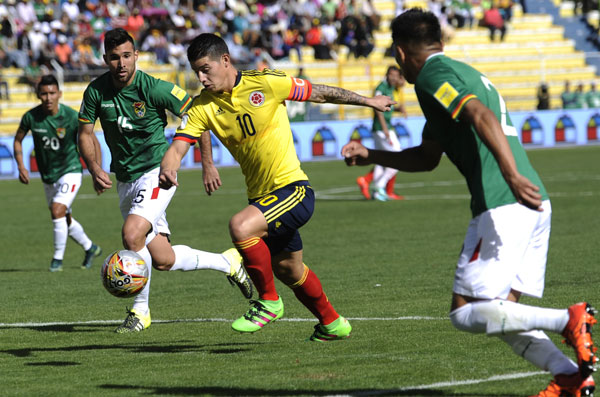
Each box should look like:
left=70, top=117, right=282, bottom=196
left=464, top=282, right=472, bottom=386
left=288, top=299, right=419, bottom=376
left=174, top=96, right=208, bottom=144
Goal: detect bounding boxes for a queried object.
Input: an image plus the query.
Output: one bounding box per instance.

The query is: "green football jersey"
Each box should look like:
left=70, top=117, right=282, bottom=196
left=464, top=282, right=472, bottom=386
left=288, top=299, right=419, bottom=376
left=561, top=92, right=578, bottom=109
left=415, top=54, right=548, bottom=217
left=19, top=104, right=82, bottom=184
left=372, top=80, right=395, bottom=132
left=79, top=70, right=192, bottom=182
left=586, top=91, right=600, bottom=108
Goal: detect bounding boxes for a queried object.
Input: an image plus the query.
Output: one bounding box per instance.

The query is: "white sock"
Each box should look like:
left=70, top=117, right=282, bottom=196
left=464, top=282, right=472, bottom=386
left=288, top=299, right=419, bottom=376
left=373, top=165, right=386, bottom=189
left=500, top=330, right=578, bottom=376
left=68, top=218, right=92, bottom=251
left=170, top=245, right=229, bottom=273
left=449, top=300, right=569, bottom=335
left=52, top=217, right=68, bottom=260
left=132, top=246, right=152, bottom=315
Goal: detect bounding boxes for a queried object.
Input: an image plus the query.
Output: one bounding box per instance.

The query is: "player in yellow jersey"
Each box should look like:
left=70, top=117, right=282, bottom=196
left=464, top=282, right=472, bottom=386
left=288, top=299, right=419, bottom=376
left=160, top=33, right=395, bottom=341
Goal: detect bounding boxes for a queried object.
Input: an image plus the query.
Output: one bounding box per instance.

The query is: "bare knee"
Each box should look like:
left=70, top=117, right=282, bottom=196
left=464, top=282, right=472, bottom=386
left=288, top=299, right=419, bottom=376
left=50, top=203, right=68, bottom=220
left=148, top=234, right=175, bottom=271
left=121, top=225, right=147, bottom=252
left=229, top=213, right=254, bottom=241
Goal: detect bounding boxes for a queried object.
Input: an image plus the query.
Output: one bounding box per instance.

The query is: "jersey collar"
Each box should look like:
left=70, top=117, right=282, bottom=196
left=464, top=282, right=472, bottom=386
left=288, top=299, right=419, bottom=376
left=234, top=71, right=242, bottom=88
left=425, top=52, right=444, bottom=62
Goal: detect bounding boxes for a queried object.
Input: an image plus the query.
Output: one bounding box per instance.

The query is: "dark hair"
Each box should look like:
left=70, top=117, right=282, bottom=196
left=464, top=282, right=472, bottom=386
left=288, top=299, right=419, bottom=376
left=386, top=65, right=401, bottom=75
left=391, top=9, right=441, bottom=47
left=104, top=28, right=135, bottom=53
left=37, top=74, right=59, bottom=93
left=187, top=33, right=230, bottom=63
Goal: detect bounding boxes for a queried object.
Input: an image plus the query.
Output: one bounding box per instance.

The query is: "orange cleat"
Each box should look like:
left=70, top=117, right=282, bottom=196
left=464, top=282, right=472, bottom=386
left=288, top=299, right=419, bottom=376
left=563, top=302, right=599, bottom=378
left=356, top=176, right=371, bottom=200
left=530, top=373, right=595, bottom=397
left=387, top=192, right=404, bottom=200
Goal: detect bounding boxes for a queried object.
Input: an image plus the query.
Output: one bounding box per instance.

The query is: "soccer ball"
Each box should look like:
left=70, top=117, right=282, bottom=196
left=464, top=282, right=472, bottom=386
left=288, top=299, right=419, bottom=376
left=101, top=250, right=149, bottom=298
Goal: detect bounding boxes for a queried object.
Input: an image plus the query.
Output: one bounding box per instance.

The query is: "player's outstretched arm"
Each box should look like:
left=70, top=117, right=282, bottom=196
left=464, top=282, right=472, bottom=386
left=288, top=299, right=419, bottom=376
left=13, top=128, right=30, bottom=184
left=199, top=131, right=221, bottom=196
left=309, top=84, right=396, bottom=112
left=342, top=139, right=443, bottom=172
left=159, top=139, right=190, bottom=189
left=78, top=122, right=112, bottom=194
left=461, top=99, right=542, bottom=211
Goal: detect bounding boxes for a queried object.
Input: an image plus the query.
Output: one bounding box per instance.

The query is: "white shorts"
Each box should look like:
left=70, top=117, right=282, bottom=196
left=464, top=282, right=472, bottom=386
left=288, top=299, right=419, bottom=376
left=43, top=172, right=82, bottom=211
left=117, top=167, right=176, bottom=237
left=453, top=200, right=551, bottom=300
left=373, top=129, right=402, bottom=152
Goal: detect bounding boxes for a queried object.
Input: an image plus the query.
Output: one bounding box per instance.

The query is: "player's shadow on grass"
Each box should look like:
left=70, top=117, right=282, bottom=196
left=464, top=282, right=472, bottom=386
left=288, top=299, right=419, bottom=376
left=98, top=384, right=522, bottom=396
left=25, top=361, right=80, bottom=367
left=0, top=341, right=264, bottom=358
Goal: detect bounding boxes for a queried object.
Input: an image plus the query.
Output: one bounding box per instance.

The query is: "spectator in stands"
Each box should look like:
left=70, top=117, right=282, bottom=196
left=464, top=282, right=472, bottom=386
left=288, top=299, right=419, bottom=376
left=167, top=35, right=186, bottom=69
left=32, top=0, right=45, bottom=22
left=537, top=83, right=550, bottom=110
left=16, top=0, right=36, bottom=26
left=321, top=16, right=338, bottom=58
left=0, top=69, right=9, bottom=100
left=483, top=4, right=506, bottom=42
left=448, top=0, right=476, bottom=28
left=61, top=0, right=79, bottom=22
left=306, top=18, right=333, bottom=60
left=561, top=80, right=578, bottom=109
left=574, top=83, right=587, bottom=108
left=339, top=15, right=374, bottom=59
left=585, top=82, right=600, bottom=108
left=111, top=9, right=128, bottom=30
left=169, top=8, right=186, bottom=29
left=195, top=4, right=217, bottom=33
left=498, top=0, right=513, bottom=22
left=75, top=36, right=102, bottom=71
left=106, top=0, right=125, bottom=19
left=28, top=22, right=47, bottom=61
left=54, top=35, right=73, bottom=69
left=283, top=27, right=303, bottom=61
left=225, top=32, right=254, bottom=65
left=125, top=8, right=144, bottom=41
left=141, top=29, right=168, bottom=64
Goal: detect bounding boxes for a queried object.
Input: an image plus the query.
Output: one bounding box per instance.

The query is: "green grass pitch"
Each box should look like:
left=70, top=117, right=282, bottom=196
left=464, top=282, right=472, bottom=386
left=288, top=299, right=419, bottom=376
left=0, top=145, right=598, bottom=396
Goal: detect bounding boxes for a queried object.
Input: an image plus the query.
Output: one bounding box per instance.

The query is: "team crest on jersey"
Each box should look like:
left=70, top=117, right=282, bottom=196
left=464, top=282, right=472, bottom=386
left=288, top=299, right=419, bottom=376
left=133, top=101, right=146, bottom=117
left=249, top=91, right=265, bottom=107
left=56, top=127, right=66, bottom=138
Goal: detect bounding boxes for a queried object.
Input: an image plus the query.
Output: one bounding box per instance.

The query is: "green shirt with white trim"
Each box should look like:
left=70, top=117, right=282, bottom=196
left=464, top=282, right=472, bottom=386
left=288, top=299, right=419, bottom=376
left=19, top=104, right=82, bottom=184
left=79, top=70, right=192, bottom=183
left=415, top=54, right=548, bottom=217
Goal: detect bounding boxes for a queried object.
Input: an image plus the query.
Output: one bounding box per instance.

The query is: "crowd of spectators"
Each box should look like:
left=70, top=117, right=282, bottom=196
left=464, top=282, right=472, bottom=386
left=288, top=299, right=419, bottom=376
left=536, top=80, right=600, bottom=110
left=559, top=80, right=600, bottom=109
left=0, top=0, right=393, bottom=87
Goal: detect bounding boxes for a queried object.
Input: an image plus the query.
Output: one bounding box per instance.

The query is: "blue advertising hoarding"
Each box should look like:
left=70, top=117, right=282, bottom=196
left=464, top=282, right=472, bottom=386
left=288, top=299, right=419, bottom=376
left=1, top=109, right=598, bottom=180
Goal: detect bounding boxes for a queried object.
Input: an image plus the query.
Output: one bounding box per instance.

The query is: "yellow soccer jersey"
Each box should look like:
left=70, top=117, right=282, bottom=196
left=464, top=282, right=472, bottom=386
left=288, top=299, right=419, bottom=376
left=175, top=69, right=311, bottom=199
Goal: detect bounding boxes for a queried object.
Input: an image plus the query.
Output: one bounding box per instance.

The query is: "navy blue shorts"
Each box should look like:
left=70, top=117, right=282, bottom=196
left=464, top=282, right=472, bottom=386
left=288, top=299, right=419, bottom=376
left=249, top=181, right=314, bottom=255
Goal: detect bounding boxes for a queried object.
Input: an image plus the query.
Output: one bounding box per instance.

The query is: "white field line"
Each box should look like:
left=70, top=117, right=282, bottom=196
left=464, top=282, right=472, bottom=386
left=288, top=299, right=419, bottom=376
left=0, top=316, right=446, bottom=328
left=325, top=371, right=547, bottom=396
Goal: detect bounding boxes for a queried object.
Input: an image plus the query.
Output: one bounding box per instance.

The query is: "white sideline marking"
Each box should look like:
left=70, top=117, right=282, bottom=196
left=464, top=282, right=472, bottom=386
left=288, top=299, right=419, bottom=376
left=325, top=371, right=547, bottom=396
left=0, top=316, right=446, bottom=328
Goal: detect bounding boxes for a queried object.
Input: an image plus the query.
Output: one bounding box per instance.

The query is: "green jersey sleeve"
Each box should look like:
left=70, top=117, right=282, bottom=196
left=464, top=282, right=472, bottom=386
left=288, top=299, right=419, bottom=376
left=79, top=85, right=100, bottom=124
left=148, top=80, right=192, bottom=117
left=417, top=59, right=476, bottom=121
left=18, top=110, right=33, bottom=133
